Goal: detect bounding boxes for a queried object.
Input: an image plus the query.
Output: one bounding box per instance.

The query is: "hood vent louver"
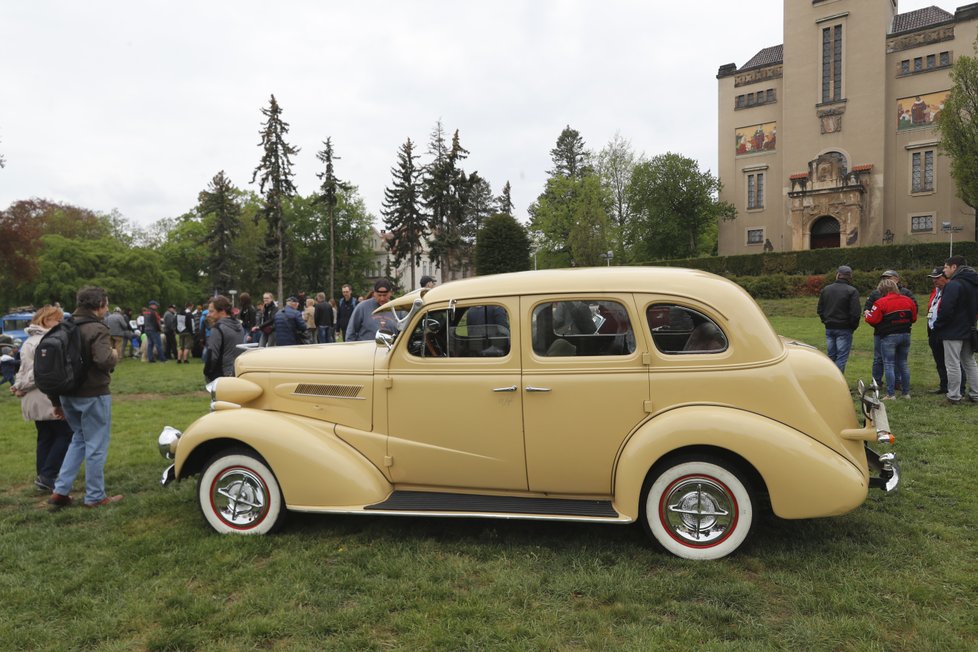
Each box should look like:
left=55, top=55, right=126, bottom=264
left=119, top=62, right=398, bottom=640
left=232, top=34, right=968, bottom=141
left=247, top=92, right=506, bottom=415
left=293, top=384, right=364, bottom=399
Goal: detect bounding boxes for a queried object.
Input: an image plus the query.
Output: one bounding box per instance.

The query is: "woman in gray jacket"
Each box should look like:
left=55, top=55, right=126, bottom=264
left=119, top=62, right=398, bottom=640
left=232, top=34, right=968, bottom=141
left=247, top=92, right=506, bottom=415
left=9, top=306, right=73, bottom=492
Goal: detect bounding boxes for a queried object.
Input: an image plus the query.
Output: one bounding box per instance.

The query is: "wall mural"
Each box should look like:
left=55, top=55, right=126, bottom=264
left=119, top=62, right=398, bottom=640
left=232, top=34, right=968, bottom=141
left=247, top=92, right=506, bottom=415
left=735, top=122, right=776, bottom=155
left=897, top=90, right=949, bottom=131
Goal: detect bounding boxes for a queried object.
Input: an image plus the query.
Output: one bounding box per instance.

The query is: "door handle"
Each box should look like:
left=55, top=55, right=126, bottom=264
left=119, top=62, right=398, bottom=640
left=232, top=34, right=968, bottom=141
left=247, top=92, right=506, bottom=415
left=492, top=385, right=518, bottom=392
left=525, top=386, right=551, bottom=393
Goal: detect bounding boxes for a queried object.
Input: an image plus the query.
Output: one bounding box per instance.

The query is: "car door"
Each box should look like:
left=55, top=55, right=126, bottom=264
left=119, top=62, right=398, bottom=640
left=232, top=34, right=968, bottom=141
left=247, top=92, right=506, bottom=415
left=520, top=295, right=649, bottom=495
left=385, top=298, right=527, bottom=491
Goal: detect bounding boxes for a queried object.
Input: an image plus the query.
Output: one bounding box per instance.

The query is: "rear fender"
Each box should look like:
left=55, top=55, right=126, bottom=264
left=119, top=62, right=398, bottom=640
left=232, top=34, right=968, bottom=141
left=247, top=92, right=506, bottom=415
left=175, top=409, right=392, bottom=509
left=614, top=406, right=868, bottom=520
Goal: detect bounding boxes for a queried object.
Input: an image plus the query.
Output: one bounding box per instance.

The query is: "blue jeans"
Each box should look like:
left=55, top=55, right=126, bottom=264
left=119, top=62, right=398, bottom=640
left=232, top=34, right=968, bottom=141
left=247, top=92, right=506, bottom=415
left=880, top=332, right=911, bottom=397
left=317, top=326, right=335, bottom=343
left=146, top=331, right=166, bottom=361
left=824, top=328, right=853, bottom=373
left=54, top=394, right=113, bottom=504
left=872, top=335, right=883, bottom=385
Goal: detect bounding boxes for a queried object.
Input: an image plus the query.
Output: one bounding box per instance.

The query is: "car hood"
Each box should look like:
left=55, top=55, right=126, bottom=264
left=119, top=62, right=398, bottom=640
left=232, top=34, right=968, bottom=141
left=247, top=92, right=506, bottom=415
left=236, top=341, right=377, bottom=375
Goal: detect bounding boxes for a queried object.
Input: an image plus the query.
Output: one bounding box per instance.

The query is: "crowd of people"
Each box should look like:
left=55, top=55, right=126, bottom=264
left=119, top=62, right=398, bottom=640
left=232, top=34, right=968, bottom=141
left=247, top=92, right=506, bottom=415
left=817, top=255, right=978, bottom=404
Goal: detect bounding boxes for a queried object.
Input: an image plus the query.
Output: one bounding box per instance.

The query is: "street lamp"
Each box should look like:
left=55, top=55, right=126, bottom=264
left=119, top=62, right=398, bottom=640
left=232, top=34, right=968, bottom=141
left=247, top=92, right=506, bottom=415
left=941, top=222, right=964, bottom=256
left=228, top=289, right=238, bottom=308
left=600, top=251, right=613, bottom=267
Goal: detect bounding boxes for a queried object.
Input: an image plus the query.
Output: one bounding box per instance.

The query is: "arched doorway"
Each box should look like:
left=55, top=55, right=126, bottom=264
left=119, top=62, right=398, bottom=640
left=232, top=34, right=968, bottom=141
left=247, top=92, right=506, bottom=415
left=810, top=216, right=841, bottom=249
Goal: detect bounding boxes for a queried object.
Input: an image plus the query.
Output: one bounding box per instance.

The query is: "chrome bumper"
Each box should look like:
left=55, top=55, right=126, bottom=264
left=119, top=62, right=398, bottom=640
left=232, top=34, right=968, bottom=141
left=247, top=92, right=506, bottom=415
left=157, top=426, right=182, bottom=486
left=866, top=447, right=900, bottom=494
left=857, top=380, right=899, bottom=494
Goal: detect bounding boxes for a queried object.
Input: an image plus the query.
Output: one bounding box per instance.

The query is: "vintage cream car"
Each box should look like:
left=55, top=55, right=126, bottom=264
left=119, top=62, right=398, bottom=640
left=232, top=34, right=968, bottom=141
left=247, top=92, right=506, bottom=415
left=158, top=268, right=898, bottom=559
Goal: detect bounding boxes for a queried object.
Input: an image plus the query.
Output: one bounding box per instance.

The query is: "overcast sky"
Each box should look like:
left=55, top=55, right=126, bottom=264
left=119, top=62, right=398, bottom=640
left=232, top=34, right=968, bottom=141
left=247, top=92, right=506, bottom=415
left=0, top=0, right=955, bottom=230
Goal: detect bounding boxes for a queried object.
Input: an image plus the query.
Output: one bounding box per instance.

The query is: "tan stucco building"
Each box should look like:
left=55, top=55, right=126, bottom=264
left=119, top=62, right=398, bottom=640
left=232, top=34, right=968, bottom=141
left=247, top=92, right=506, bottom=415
left=718, top=1, right=978, bottom=255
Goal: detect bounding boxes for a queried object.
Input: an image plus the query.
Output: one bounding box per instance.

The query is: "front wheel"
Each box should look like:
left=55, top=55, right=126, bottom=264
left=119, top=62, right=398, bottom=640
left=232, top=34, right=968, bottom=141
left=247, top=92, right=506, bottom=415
left=641, top=456, right=754, bottom=560
left=198, top=450, right=284, bottom=535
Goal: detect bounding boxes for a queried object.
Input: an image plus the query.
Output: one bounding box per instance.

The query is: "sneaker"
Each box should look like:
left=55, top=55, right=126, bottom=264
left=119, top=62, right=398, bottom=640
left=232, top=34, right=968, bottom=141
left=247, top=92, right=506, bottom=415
left=85, top=495, right=123, bottom=508
left=34, top=476, right=54, bottom=493
left=929, top=388, right=947, bottom=394
left=881, top=395, right=896, bottom=401
left=47, top=493, right=73, bottom=507
left=942, top=398, right=962, bottom=407
left=900, top=394, right=911, bottom=400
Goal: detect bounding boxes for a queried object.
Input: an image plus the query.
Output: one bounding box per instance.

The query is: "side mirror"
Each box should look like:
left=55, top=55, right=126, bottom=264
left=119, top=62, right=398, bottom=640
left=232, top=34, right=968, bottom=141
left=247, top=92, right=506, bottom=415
left=375, top=331, right=394, bottom=350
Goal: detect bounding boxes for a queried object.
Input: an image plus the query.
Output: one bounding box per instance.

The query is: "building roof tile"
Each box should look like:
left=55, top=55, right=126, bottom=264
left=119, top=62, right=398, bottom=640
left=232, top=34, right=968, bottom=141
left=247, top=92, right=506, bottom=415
left=891, top=6, right=954, bottom=34
left=738, top=45, right=783, bottom=72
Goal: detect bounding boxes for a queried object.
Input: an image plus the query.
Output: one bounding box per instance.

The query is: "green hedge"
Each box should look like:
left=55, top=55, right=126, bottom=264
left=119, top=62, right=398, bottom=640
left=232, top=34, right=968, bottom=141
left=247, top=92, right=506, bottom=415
left=660, top=242, right=977, bottom=277
left=655, top=242, right=978, bottom=299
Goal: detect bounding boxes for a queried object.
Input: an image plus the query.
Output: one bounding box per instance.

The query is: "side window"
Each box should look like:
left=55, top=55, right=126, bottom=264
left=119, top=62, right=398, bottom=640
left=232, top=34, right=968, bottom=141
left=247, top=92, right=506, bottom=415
left=647, top=304, right=728, bottom=354
left=532, top=300, right=636, bottom=357
left=406, top=305, right=510, bottom=358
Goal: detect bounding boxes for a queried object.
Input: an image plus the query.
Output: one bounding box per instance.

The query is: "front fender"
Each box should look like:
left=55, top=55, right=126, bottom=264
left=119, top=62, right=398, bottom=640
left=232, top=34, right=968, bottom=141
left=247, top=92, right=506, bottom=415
left=613, top=406, right=868, bottom=521
left=176, top=409, right=392, bottom=509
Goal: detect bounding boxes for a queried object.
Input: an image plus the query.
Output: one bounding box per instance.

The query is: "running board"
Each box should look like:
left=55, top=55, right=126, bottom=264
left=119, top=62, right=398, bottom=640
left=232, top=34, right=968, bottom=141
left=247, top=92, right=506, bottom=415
left=365, top=490, right=618, bottom=518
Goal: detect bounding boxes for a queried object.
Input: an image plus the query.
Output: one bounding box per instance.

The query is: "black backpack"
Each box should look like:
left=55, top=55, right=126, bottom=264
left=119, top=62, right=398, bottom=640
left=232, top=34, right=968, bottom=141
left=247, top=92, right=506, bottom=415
left=34, top=317, right=95, bottom=396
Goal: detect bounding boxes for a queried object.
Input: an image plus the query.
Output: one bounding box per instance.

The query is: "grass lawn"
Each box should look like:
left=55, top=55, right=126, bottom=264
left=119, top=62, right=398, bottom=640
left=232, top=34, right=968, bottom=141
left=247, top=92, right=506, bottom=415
left=1, top=297, right=977, bottom=650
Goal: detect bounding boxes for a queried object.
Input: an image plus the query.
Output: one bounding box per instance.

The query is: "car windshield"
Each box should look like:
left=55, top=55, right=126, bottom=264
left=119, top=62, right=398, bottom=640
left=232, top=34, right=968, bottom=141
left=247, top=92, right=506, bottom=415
left=3, top=318, right=31, bottom=332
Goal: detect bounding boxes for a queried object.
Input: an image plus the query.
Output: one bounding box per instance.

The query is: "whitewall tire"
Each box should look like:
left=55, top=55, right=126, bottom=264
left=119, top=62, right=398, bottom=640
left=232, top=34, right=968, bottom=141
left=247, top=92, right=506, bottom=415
left=198, top=451, right=284, bottom=535
left=641, top=456, right=754, bottom=560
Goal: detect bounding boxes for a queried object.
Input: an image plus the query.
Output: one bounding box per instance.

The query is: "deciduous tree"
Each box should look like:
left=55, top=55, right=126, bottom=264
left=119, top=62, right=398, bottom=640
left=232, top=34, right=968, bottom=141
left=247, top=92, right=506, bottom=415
left=938, top=37, right=978, bottom=240
left=625, top=153, right=734, bottom=261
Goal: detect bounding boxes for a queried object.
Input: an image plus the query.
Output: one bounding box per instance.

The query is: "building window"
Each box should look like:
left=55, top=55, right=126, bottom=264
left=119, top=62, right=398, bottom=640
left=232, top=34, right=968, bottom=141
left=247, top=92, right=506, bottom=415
left=821, top=25, right=843, bottom=102
left=900, top=59, right=910, bottom=74
left=940, top=51, right=950, bottom=66
left=746, top=228, right=764, bottom=245
left=736, top=95, right=745, bottom=108
left=911, top=150, right=935, bottom=193
left=911, top=214, right=935, bottom=233
left=766, top=88, right=775, bottom=103
left=913, top=57, right=922, bottom=71
left=747, top=172, right=764, bottom=210
left=927, top=54, right=936, bottom=69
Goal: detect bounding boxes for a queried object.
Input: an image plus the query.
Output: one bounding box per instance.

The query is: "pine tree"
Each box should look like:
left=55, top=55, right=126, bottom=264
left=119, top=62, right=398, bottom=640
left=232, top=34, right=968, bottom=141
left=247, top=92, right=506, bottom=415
left=423, top=124, right=471, bottom=280
left=463, top=174, right=494, bottom=246
left=549, top=125, right=591, bottom=180
left=316, top=138, right=351, bottom=298
left=197, top=170, right=242, bottom=294
left=476, top=213, right=531, bottom=275
left=382, top=138, right=425, bottom=289
left=496, top=181, right=514, bottom=216
left=250, top=94, right=299, bottom=302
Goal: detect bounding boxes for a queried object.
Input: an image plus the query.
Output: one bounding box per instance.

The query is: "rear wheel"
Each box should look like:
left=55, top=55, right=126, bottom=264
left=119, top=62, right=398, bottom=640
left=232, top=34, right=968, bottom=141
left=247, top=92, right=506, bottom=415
left=641, top=455, right=754, bottom=560
left=198, top=450, right=284, bottom=535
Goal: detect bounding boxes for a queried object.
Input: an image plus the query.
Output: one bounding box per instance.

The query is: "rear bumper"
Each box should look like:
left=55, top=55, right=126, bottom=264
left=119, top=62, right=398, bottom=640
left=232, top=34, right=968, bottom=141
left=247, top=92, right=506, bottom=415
left=866, top=446, right=899, bottom=494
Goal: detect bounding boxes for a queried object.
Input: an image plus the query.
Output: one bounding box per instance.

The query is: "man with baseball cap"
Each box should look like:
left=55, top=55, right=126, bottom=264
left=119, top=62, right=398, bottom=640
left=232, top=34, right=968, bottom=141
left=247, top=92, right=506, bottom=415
left=346, top=279, right=398, bottom=342
left=925, top=267, right=956, bottom=395
left=817, top=265, right=861, bottom=373
left=273, top=295, right=308, bottom=346
left=864, top=270, right=916, bottom=389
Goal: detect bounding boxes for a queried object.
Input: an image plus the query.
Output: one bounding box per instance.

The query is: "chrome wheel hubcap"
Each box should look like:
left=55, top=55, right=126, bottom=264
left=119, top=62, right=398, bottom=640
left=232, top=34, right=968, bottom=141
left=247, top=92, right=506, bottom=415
left=211, top=467, right=268, bottom=528
left=661, top=476, right=736, bottom=545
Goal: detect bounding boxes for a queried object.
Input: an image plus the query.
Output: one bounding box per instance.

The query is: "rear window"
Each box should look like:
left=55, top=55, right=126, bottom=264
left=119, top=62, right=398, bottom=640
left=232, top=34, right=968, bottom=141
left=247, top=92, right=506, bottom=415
left=647, top=304, right=727, bottom=354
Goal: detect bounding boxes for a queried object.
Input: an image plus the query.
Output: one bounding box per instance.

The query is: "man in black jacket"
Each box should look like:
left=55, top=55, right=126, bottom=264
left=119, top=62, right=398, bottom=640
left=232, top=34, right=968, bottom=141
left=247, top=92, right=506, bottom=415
left=933, top=255, right=978, bottom=405
left=314, top=292, right=334, bottom=343
left=817, top=265, right=861, bottom=373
